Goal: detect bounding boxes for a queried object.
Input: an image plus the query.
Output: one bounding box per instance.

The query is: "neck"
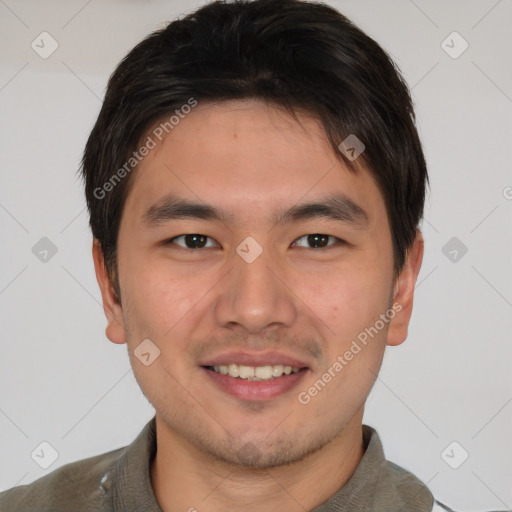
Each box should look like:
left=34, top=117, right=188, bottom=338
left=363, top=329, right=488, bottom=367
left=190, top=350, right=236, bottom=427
left=150, top=410, right=365, bottom=512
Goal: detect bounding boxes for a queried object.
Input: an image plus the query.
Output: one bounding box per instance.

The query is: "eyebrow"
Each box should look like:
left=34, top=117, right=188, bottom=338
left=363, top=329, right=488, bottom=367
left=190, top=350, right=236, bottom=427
left=142, top=194, right=369, bottom=229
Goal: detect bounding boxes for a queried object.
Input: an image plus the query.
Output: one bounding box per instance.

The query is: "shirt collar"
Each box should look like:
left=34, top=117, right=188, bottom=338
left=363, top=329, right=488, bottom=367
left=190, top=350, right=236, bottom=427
left=111, top=416, right=162, bottom=511
left=110, top=417, right=433, bottom=511
left=311, top=425, right=433, bottom=511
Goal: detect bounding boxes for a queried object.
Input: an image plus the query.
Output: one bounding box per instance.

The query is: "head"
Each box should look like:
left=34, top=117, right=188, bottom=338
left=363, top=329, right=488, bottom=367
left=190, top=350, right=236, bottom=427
left=83, top=0, right=426, bottom=468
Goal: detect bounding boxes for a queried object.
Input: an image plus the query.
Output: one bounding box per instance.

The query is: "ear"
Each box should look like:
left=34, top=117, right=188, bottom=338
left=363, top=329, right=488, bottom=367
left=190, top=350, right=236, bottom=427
left=92, top=239, right=127, bottom=345
left=386, top=230, right=424, bottom=347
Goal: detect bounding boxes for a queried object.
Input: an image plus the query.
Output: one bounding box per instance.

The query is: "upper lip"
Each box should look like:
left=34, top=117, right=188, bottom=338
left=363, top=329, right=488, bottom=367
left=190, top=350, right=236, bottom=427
left=201, top=351, right=311, bottom=369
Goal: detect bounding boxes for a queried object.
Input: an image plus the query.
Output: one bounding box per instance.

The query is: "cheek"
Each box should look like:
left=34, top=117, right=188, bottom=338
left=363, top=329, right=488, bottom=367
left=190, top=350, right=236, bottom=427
left=307, top=265, right=389, bottom=340
left=122, top=259, right=198, bottom=338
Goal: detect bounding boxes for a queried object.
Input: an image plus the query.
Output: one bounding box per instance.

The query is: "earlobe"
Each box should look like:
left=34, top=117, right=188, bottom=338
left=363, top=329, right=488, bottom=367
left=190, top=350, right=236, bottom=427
left=386, top=230, right=424, bottom=347
left=92, top=239, right=127, bottom=345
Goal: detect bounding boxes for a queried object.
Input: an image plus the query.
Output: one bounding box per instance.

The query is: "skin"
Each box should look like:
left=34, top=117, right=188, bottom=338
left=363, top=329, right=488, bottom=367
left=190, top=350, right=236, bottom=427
left=93, top=99, right=424, bottom=512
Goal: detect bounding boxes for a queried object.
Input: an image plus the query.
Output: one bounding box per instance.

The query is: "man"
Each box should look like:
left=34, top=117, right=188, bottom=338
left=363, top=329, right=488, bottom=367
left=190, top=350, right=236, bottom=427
left=1, top=1, right=505, bottom=511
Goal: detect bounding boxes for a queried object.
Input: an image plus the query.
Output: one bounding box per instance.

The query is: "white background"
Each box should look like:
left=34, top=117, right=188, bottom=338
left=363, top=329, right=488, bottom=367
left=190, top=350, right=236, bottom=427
left=0, top=0, right=511, bottom=510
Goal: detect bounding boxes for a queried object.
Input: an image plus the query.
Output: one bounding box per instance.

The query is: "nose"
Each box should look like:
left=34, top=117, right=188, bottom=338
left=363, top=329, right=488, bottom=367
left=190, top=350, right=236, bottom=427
left=213, top=242, right=297, bottom=334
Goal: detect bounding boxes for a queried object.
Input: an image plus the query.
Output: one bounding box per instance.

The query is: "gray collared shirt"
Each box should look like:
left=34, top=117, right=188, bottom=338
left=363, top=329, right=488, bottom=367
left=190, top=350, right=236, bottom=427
left=0, top=417, right=443, bottom=511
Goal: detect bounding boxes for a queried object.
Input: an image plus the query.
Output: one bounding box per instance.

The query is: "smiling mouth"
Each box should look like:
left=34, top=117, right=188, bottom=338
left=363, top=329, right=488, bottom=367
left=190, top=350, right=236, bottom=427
left=203, top=364, right=305, bottom=381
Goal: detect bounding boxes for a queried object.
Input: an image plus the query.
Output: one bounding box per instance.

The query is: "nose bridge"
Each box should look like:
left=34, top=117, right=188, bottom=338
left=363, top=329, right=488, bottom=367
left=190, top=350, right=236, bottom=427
left=214, top=239, right=296, bottom=333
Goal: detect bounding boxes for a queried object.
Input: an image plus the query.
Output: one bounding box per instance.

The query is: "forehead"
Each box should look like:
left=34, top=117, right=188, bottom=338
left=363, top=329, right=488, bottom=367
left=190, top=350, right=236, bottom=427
left=122, top=99, right=387, bottom=229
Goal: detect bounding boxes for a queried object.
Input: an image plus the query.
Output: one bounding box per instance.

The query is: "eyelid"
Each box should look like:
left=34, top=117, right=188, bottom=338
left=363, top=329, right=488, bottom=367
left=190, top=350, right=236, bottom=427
left=292, top=234, right=345, bottom=248
left=166, top=234, right=220, bottom=249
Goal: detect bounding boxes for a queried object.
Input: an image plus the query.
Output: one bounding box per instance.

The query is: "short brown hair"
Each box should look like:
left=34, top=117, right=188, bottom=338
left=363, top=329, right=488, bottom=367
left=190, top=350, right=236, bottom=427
left=80, top=0, right=428, bottom=301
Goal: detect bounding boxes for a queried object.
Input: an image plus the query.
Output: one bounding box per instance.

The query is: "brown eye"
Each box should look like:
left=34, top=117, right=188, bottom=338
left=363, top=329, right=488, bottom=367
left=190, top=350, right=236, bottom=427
left=293, top=234, right=340, bottom=249
left=168, top=234, right=218, bottom=249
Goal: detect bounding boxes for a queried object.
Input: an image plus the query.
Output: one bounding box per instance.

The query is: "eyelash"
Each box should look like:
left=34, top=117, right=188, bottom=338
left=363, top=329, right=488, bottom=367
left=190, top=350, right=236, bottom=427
left=165, top=233, right=346, bottom=250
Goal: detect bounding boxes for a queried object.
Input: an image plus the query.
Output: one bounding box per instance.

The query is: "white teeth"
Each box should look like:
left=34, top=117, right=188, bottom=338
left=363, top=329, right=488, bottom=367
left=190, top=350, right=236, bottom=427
left=211, top=363, right=301, bottom=381
left=272, top=365, right=284, bottom=377
left=239, top=365, right=255, bottom=379
left=255, top=365, right=272, bottom=379
left=228, top=364, right=239, bottom=378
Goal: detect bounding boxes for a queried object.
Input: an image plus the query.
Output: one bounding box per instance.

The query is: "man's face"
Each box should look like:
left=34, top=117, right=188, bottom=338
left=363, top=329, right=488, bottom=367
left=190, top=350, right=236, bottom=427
left=104, top=99, right=400, bottom=468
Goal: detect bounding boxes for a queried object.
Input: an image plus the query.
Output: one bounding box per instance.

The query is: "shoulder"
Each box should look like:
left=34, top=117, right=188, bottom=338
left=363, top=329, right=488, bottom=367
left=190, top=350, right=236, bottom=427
left=359, top=425, right=433, bottom=510
left=382, top=459, right=434, bottom=510
left=0, top=445, right=126, bottom=512
left=385, top=461, right=512, bottom=512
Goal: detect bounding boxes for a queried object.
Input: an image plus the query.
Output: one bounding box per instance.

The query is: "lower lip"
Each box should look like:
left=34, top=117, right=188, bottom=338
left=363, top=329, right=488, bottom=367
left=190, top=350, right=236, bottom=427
left=202, top=367, right=308, bottom=401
